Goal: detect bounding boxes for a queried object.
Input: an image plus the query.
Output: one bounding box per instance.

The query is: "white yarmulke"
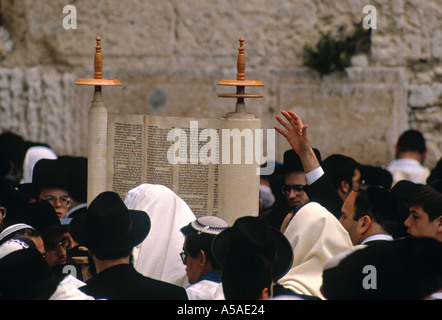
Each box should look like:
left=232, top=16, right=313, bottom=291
left=0, top=238, right=32, bottom=259
left=191, top=216, right=229, bottom=235
left=0, top=223, right=35, bottom=243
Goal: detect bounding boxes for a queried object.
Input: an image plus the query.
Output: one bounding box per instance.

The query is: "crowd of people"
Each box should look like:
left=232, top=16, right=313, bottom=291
left=0, top=110, right=441, bottom=300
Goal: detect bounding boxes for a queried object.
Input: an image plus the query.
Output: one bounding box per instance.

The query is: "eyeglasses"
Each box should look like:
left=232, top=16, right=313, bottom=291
left=351, top=179, right=365, bottom=191
left=281, top=184, right=307, bottom=195
left=180, top=251, right=187, bottom=265
left=44, top=238, right=71, bottom=252
left=40, top=196, right=72, bottom=208
left=0, top=206, right=6, bottom=219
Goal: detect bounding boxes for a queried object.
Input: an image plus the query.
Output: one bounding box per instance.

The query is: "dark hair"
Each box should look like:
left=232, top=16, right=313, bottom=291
left=0, top=228, right=41, bottom=245
left=181, top=226, right=220, bottom=270
left=360, top=165, right=393, bottom=190
left=353, top=185, right=403, bottom=238
left=322, top=154, right=361, bottom=190
left=91, top=247, right=133, bottom=261
left=222, top=252, right=274, bottom=300
left=0, top=132, right=27, bottom=169
left=409, top=186, right=442, bottom=222
left=396, top=129, right=426, bottom=155
left=427, top=157, right=442, bottom=193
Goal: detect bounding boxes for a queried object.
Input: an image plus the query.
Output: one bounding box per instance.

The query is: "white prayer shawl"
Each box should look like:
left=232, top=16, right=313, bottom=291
left=124, top=184, right=196, bottom=287
left=186, top=280, right=225, bottom=300
left=21, top=146, right=57, bottom=184
left=278, top=202, right=353, bottom=299
left=49, top=275, right=95, bottom=300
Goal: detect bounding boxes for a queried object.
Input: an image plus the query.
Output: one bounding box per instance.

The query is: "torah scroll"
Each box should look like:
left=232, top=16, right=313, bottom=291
left=106, top=112, right=261, bottom=225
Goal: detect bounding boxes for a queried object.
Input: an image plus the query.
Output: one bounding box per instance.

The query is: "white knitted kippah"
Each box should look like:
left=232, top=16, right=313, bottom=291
left=190, top=216, right=229, bottom=235
left=0, top=237, right=32, bottom=260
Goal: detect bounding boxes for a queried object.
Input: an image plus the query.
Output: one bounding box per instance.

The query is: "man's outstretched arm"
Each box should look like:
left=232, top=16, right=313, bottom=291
left=274, top=110, right=321, bottom=174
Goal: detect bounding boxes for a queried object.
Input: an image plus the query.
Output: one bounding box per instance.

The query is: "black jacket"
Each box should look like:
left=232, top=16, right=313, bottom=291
left=304, top=174, right=343, bottom=219
left=80, top=264, right=188, bottom=300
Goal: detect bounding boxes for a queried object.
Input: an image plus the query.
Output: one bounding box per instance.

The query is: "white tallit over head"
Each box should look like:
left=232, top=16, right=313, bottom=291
left=124, top=184, right=196, bottom=287
left=278, top=202, right=353, bottom=299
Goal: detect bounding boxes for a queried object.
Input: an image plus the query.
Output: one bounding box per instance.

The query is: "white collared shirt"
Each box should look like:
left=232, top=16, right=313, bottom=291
left=305, top=166, right=324, bottom=185
left=387, top=158, right=430, bottom=186
left=361, top=234, right=394, bottom=245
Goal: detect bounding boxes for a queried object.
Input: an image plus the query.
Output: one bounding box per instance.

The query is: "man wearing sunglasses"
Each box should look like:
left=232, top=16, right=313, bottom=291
left=281, top=169, right=310, bottom=210
left=262, top=148, right=320, bottom=230
left=275, top=110, right=363, bottom=220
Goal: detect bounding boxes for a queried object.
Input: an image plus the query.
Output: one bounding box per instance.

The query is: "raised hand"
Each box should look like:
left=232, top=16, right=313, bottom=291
left=274, top=110, right=320, bottom=173
left=274, top=110, right=310, bottom=154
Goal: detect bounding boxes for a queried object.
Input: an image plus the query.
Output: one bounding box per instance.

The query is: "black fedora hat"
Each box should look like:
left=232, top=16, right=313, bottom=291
left=0, top=189, right=31, bottom=221
left=275, top=148, right=322, bottom=176
left=390, top=180, right=425, bottom=207
left=69, top=191, right=151, bottom=252
left=211, top=216, right=293, bottom=281
left=7, top=200, right=68, bottom=239
left=428, top=179, right=442, bottom=193
left=57, top=156, right=87, bottom=203
left=0, top=241, right=62, bottom=300
left=17, top=158, right=72, bottom=196
left=322, top=237, right=442, bottom=300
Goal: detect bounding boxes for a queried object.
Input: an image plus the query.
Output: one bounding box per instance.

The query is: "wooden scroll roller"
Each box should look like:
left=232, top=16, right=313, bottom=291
left=74, top=36, right=121, bottom=205
left=75, top=36, right=122, bottom=87
left=218, top=37, right=264, bottom=117
left=71, top=246, right=89, bottom=264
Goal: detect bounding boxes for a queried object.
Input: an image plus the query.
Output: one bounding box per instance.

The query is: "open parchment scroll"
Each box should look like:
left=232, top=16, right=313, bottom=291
left=79, top=37, right=264, bottom=225
left=106, top=113, right=261, bottom=225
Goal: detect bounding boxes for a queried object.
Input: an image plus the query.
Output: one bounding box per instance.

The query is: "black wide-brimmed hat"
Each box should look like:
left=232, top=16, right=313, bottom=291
left=274, top=148, right=322, bottom=176
left=57, top=156, right=87, bottom=203
left=5, top=200, right=68, bottom=239
left=389, top=180, right=425, bottom=207
left=0, top=239, right=62, bottom=300
left=0, top=189, right=32, bottom=221
left=69, top=191, right=151, bottom=252
left=17, top=158, right=72, bottom=196
left=211, top=216, right=293, bottom=281
left=322, top=237, right=442, bottom=300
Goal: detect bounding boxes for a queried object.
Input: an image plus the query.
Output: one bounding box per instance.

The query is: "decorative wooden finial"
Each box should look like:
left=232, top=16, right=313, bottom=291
left=94, top=36, right=103, bottom=80
left=237, top=37, right=246, bottom=81
left=75, top=36, right=122, bottom=86
left=218, top=37, right=264, bottom=117
left=218, top=37, right=263, bottom=89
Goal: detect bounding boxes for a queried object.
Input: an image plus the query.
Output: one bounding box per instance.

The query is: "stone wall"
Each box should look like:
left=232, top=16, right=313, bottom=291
left=276, top=67, right=409, bottom=166
left=0, top=0, right=440, bottom=168
left=0, top=67, right=80, bottom=155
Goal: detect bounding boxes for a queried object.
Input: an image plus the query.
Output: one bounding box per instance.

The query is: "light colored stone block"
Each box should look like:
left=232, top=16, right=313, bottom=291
left=0, top=0, right=441, bottom=169
left=0, top=67, right=83, bottom=156
left=276, top=67, right=409, bottom=167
